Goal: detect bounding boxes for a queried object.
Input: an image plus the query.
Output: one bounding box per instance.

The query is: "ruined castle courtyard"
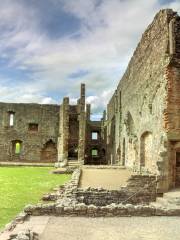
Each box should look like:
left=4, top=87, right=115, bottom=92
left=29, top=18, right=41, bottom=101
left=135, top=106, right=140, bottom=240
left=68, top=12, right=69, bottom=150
left=0, top=7, right=180, bottom=240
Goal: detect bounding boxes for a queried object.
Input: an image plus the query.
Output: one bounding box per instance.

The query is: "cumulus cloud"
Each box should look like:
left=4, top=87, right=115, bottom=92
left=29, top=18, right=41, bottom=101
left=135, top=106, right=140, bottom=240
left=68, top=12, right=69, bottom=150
left=0, top=0, right=180, bottom=115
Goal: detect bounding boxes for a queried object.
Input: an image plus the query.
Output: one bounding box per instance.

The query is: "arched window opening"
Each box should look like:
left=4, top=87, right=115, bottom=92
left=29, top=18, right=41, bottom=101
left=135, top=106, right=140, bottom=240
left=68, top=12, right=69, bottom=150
left=68, top=144, right=78, bottom=159
left=9, top=112, right=15, bottom=127
left=140, top=131, right=153, bottom=168
left=41, top=140, right=57, bottom=162
left=15, top=142, right=21, bottom=154
left=125, top=112, right=135, bottom=136
left=12, top=140, right=22, bottom=155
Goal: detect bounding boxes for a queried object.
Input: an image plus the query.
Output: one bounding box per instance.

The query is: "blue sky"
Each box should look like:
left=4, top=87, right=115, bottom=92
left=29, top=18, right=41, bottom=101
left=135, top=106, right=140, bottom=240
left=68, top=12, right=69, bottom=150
left=0, top=0, right=179, bottom=118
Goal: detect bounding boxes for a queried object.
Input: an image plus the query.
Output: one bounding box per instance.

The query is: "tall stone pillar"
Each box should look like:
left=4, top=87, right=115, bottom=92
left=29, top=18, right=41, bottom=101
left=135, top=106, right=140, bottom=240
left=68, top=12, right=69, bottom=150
left=102, top=110, right=106, bottom=121
left=86, top=104, right=91, bottom=121
left=78, top=84, right=86, bottom=164
left=101, top=110, right=106, bottom=138
left=56, top=97, right=69, bottom=167
left=114, top=90, right=119, bottom=164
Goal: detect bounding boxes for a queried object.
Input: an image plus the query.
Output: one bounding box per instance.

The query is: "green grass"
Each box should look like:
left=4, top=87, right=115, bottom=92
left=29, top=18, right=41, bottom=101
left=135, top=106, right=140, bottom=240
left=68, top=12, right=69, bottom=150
left=0, top=167, right=71, bottom=229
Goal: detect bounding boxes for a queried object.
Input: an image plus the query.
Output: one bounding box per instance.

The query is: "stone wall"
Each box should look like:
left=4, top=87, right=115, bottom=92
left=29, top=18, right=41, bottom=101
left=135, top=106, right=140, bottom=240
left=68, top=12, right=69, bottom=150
left=107, top=93, right=116, bottom=165
left=57, top=97, right=69, bottom=166
left=85, top=121, right=107, bottom=165
left=76, top=175, right=157, bottom=206
left=23, top=169, right=180, bottom=218
left=68, top=105, right=79, bottom=159
left=165, top=15, right=180, bottom=189
left=0, top=103, right=59, bottom=162
left=0, top=83, right=107, bottom=165
left=106, top=9, right=180, bottom=192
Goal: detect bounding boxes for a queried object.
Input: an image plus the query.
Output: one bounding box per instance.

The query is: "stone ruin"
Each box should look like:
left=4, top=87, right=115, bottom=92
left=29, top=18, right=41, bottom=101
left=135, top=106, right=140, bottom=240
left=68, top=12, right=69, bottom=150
left=8, top=230, right=38, bottom=240
left=0, top=9, right=179, bottom=195
left=0, top=10, right=180, bottom=238
left=22, top=169, right=180, bottom=217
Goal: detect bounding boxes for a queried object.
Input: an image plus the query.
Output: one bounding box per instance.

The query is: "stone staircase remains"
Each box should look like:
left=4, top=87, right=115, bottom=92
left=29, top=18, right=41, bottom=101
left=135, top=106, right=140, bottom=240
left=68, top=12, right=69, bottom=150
left=68, top=160, right=80, bottom=168
left=151, top=188, right=180, bottom=209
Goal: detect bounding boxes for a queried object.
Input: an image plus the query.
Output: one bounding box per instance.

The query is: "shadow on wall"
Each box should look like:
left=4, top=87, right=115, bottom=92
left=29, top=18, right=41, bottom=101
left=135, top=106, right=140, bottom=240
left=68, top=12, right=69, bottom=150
left=41, top=140, right=57, bottom=163
left=140, top=131, right=153, bottom=170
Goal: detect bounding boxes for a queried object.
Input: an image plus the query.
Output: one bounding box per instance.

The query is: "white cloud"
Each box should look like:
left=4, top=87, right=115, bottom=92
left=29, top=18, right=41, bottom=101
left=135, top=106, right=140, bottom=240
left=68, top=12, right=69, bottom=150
left=0, top=0, right=180, bottom=114
left=0, top=76, right=56, bottom=104
left=86, top=89, right=113, bottom=112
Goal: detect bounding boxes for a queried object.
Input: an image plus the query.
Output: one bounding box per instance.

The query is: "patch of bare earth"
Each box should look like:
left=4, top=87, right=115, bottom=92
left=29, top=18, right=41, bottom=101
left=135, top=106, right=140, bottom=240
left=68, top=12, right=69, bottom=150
left=79, top=168, right=132, bottom=190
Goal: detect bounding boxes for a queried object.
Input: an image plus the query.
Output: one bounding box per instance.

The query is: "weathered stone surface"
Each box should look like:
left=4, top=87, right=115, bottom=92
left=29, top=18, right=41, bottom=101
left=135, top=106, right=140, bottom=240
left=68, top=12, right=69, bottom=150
left=8, top=230, right=38, bottom=240
left=76, top=174, right=157, bottom=206
left=106, top=9, right=180, bottom=193
left=21, top=168, right=180, bottom=218
left=0, top=9, right=179, bottom=197
left=0, top=103, right=59, bottom=162
left=0, top=83, right=106, bottom=166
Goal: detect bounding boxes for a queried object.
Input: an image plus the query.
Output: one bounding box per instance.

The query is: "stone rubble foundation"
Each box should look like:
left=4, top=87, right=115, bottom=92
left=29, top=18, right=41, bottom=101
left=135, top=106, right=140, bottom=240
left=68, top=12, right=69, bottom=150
left=2, top=168, right=180, bottom=240
left=2, top=167, right=180, bottom=240
left=22, top=169, right=180, bottom=217
left=24, top=202, right=180, bottom=217
left=8, top=230, right=38, bottom=240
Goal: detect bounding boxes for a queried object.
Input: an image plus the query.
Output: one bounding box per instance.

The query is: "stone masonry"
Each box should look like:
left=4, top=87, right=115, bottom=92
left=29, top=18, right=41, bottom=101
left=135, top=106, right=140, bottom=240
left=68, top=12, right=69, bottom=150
left=0, top=84, right=106, bottom=165
left=21, top=169, right=180, bottom=217
left=0, top=103, right=59, bottom=163
left=0, top=9, right=179, bottom=195
left=106, top=9, right=180, bottom=193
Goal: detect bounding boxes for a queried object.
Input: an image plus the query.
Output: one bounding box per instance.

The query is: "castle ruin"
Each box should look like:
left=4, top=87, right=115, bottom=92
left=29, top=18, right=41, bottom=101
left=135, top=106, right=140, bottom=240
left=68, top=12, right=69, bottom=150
left=0, top=9, right=179, bottom=194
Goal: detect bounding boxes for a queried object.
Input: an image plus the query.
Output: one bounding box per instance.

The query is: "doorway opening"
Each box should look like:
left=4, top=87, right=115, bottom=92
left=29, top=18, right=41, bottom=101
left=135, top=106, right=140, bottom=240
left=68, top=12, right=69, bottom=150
left=175, top=152, right=180, bottom=187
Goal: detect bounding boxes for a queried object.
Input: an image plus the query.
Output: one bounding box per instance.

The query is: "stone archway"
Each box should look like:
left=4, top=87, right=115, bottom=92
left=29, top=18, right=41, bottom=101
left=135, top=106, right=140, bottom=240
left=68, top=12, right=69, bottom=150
left=11, top=140, right=23, bottom=161
left=125, top=111, right=135, bottom=136
left=41, top=140, right=57, bottom=163
left=140, top=131, right=153, bottom=170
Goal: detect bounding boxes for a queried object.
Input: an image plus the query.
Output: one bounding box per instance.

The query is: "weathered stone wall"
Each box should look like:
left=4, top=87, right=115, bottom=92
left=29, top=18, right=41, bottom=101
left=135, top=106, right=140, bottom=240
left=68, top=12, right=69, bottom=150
left=68, top=106, right=79, bottom=159
left=0, top=103, right=59, bottom=162
left=107, top=93, right=116, bottom=165
left=76, top=175, right=156, bottom=206
left=165, top=15, right=180, bottom=189
left=0, top=83, right=106, bottom=165
left=107, top=9, right=180, bottom=192
left=23, top=169, right=180, bottom=217
left=57, top=97, right=69, bottom=166
left=78, top=84, right=86, bottom=164
left=85, top=121, right=107, bottom=165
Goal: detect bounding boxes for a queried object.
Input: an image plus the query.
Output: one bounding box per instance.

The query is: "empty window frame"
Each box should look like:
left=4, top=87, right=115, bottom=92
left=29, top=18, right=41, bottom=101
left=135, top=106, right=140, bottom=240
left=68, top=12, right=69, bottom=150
left=15, top=142, right=21, bottom=154
left=92, top=132, right=98, bottom=140
left=9, top=112, right=15, bottom=126
left=91, top=149, right=98, bottom=157
left=28, top=123, right=38, bottom=132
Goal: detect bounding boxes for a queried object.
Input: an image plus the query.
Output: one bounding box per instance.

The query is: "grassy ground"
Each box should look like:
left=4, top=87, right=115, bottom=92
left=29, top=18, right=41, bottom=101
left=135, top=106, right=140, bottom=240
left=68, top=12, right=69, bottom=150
left=0, top=167, right=71, bottom=229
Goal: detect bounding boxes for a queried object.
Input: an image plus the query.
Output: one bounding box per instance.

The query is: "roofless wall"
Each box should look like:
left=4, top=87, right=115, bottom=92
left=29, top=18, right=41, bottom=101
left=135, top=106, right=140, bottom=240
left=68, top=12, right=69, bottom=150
left=107, top=9, right=180, bottom=192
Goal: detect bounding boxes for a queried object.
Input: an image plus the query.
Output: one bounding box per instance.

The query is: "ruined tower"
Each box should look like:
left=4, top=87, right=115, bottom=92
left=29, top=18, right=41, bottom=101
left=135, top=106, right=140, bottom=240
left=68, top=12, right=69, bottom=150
left=78, top=84, right=86, bottom=164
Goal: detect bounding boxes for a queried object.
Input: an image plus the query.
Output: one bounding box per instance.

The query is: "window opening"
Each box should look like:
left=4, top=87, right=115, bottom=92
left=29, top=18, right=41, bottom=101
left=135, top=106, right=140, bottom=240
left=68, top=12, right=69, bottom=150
left=29, top=123, right=38, bottom=131
left=92, top=132, right=98, bottom=140
left=15, top=142, right=21, bottom=154
left=91, top=149, right=98, bottom=156
left=9, top=113, right=14, bottom=126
